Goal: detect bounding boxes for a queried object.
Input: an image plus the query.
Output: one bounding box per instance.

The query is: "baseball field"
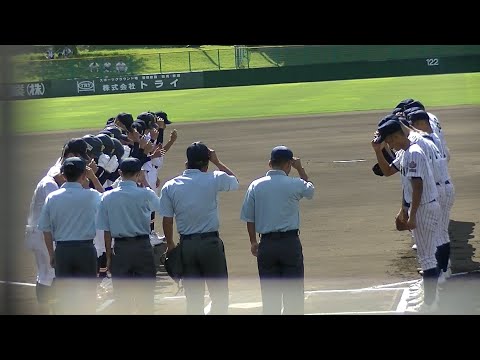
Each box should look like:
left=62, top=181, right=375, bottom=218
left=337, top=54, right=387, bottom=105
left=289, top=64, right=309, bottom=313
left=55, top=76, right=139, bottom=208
left=5, top=72, right=480, bottom=314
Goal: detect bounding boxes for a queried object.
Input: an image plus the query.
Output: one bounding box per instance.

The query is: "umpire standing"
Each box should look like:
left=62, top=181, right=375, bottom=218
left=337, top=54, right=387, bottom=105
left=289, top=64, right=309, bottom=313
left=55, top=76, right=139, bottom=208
left=240, top=146, right=315, bottom=315
left=38, top=157, right=102, bottom=315
left=159, top=142, right=239, bottom=315
left=96, top=157, right=161, bottom=315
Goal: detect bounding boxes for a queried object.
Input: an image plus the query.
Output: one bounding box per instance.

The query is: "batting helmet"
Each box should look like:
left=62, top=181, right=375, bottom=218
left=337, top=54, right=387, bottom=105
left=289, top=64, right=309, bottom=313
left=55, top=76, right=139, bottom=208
left=95, top=133, right=115, bottom=156
left=83, top=134, right=104, bottom=159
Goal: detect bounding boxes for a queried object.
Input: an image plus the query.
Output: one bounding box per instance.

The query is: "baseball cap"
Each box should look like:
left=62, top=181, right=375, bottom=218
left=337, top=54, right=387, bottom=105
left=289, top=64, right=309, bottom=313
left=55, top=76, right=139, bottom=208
left=394, top=98, right=415, bottom=111
left=270, top=145, right=294, bottom=161
left=83, top=134, right=104, bottom=159
left=119, top=157, right=142, bottom=172
left=131, top=120, right=147, bottom=134
left=403, top=106, right=424, bottom=118
left=106, top=117, right=115, bottom=126
left=111, top=138, right=125, bottom=160
left=155, top=111, right=172, bottom=124
left=116, top=112, right=134, bottom=130
left=377, top=119, right=403, bottom=143
left=61, top=156, right=86, bottom=175
left=186, top=142, right=209, bottom=166
left=102, top=126, right=129, bottom=142
left=407, top=109, right=430, bottom=123
left=96, top=133, right=115, bottom=156
left=404, top=100, right=425, bottom=111
left=137, top=112, right=156, bottom=129
left=63, top=138, right=89, bottom=160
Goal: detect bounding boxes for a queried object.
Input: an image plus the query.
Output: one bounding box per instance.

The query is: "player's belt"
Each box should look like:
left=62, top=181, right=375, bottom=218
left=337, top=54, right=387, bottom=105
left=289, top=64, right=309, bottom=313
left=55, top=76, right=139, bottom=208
left=261, top=229, right=299, bottom=239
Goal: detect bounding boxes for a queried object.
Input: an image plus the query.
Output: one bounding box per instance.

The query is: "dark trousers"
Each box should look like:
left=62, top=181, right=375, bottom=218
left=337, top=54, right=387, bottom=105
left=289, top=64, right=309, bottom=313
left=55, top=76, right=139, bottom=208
left=181, top=234, right=229, bottom=315
left=150, top=212, right=155, bottom=231
left=111, top=236, right=156, bottom=315
left=54, top=241, right=97, bottom=314
left=257, top=234, right=304, bottom=315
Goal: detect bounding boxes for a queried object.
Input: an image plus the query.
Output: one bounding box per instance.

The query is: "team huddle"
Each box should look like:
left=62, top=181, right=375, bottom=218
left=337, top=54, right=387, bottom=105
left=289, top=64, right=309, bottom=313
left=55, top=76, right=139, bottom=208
left=26, top=109, right=315, bottom=315
left=371, top=98, right=455, bottom=313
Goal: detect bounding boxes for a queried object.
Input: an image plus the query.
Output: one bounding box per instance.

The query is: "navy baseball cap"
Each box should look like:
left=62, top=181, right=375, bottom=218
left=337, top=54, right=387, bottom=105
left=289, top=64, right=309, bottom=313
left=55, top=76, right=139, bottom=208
left=111, top=138, right=125, bottom=159
left=407, top=109, right=430, bottom=123
left=137, top=112, right=156, bottom=129
left=394, top=98, right=415, bottom=111
left=116, top=112, right=134, bottom=130
left=96, top=133, right=115, bottom=156
left=83, top=134, right=104, bottom=158
left=155, top=111, right=172, bottom=124
left=106, top=117, right=115, bottom=126
left=132, top=120, right=147, bottom=133
left=403, top=106, right=424, bottom=118
left=61, top=157, right=86, bottom=174
left=271, top=145, right=294, bottom=161
left=377, top=120, right=403, bottom=143
left=378, top=113, right=400, bottom=127
left=404, top=100, right=425, bottom=111
left=63, top=138, right=89, bottom=160
left=119, top=157, right=142, bottom=172
left=102, top=126, right=129, bottom=142
left=187, top=142, right=209, bottom=165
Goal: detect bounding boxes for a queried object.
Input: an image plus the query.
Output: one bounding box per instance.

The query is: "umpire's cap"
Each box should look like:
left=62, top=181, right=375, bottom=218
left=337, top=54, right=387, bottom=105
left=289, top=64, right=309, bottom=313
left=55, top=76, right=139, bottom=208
left=63, top=138, right=89, bottom=160
left=119, top=157, right=142, bottom=173
left=83, top=134, right=104, bottom=159
left=95, top=133, right=115, bottom=156
left=187, top=142, right=209, bottom=167
left=61, top=157, right=86, bottom=177
left=111, top=137, right=125, bottom=160
left=270, top=145, right=293, bottom=161
left=155, top=111, right=172, bottom=124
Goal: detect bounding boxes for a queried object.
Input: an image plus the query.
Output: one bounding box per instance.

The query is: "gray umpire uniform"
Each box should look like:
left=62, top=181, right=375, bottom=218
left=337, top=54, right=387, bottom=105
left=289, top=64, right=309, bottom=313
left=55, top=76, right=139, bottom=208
left=159, top=142, right=239, bottom=315
left=96, top=157, right=161, bottom=315
left=37, top=157, right=101, bottom=314
left=240, top=146, right=315, bottom=315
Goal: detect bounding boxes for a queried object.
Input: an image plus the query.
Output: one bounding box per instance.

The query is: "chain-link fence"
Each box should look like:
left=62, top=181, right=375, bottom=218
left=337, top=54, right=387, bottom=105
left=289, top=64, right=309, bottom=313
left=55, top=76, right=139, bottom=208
left=13, top=45, right=480, bottom=82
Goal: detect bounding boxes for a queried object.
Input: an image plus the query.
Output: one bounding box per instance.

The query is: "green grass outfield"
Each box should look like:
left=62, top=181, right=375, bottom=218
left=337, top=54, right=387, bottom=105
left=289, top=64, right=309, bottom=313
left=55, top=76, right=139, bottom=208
left=14, top=72, right=480, bottom=133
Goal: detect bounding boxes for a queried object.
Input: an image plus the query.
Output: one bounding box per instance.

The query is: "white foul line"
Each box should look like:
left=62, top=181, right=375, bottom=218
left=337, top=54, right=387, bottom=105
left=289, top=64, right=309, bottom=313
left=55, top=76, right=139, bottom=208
left=332, top=159, right=366, bottom=163
left=0, top=280, right=36, bottom=287
left=204, top=301, right=212, bottom=315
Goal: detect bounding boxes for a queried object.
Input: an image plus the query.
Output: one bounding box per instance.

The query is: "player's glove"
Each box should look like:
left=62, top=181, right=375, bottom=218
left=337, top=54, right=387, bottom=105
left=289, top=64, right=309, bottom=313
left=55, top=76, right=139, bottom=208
left=104, top=155, right=119, bottom=173
left=395, top=215, right=409, bottom=231
left=372, top=163, right=384, bottom=176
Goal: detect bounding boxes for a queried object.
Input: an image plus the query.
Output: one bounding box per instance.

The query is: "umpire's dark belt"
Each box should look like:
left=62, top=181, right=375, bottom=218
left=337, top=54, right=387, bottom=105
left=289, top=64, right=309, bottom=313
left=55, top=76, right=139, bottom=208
left=115, top=234, right=150, bottom=242
left=180, top=231, right=219, bottom=240
left=56, top=239, right=93, bottom=245
left=261, top=229, right=299, bottom=239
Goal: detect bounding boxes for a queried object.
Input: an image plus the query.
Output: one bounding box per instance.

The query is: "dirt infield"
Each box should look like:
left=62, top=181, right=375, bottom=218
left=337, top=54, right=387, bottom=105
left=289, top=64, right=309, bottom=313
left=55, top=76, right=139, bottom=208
left=6, top=106, right=480, bottom=314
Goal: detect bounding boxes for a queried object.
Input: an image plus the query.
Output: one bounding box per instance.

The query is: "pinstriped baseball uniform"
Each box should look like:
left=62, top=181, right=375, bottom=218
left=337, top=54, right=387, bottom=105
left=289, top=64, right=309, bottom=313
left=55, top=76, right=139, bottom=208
left=428, top=112, right=450, bottom=161
left=429, top=132, right=455, bottom=247
left=399, top=143, right=440, bottom=271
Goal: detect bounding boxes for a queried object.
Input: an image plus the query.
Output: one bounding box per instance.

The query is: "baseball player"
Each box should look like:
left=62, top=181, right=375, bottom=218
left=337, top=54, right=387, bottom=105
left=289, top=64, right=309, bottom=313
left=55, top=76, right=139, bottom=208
left=372, top=120, right=441, bottom=313
left=37, top=157, right=102, bottom=315
left=407, top=110, right=454, bottom=283
left=240, top=146, right=315, bottom=315
left=159, top=142, right=239, bottom=315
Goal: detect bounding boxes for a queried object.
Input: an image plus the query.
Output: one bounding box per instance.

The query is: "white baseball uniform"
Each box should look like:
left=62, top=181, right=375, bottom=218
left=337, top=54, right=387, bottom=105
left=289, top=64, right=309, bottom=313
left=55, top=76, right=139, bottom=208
left=397, top=143, right=440, bottom=271
left=428, top=112, right=450, bottom=162
left=26, top=169, right=59, bottom=286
